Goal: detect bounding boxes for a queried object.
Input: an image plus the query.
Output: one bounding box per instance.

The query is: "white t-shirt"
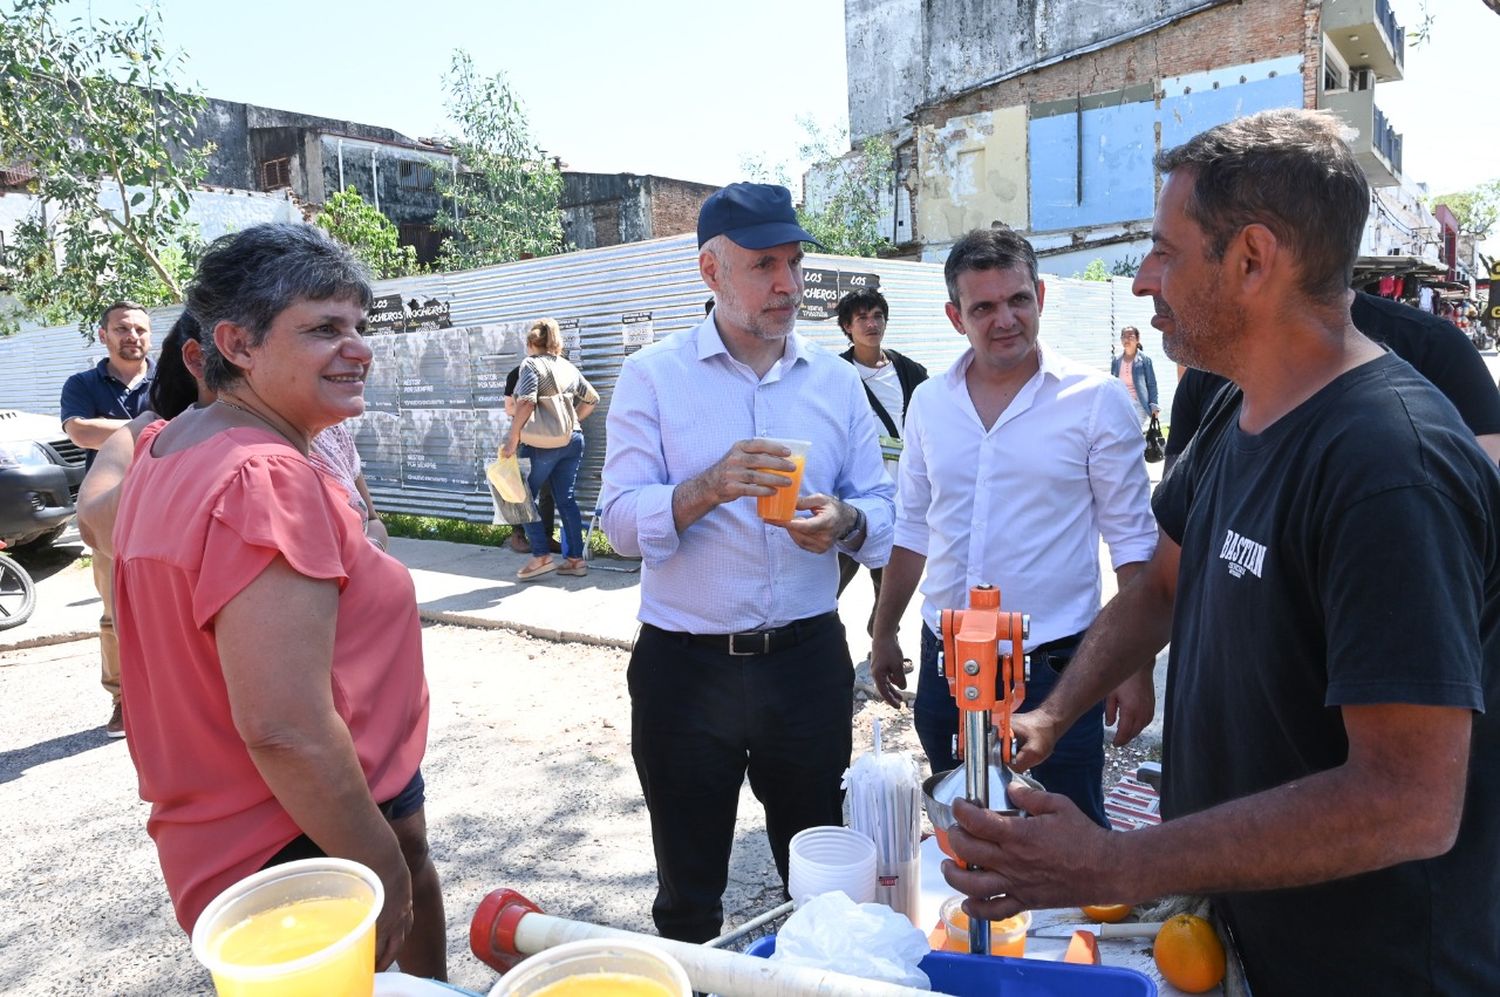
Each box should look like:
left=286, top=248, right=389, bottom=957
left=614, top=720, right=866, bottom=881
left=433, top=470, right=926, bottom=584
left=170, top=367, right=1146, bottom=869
left=855, top=359, right=905, bottom=432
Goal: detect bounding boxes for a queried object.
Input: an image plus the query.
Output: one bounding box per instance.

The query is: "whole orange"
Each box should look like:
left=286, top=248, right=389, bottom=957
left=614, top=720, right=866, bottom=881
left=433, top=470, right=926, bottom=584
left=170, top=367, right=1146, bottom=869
left=1080, top=903, right=1132, bottom=923
left=1153, top=914, right=1226, bottom=994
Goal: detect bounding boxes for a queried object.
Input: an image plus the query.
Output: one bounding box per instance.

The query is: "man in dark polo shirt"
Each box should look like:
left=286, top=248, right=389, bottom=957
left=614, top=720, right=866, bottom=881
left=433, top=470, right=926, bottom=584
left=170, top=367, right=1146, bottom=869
left=61, top=300, right=155, bottom=738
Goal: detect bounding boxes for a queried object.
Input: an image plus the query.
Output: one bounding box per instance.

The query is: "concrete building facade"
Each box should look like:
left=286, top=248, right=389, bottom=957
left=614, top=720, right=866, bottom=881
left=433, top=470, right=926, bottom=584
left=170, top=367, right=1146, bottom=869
left=825, top=0, right=1419, bottom=273
left=560, top=173, right=718, bottom=251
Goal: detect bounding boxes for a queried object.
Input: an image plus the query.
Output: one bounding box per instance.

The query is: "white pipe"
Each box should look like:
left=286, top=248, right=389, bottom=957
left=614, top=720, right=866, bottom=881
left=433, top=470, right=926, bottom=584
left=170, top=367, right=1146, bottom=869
left=338, top=138, right=345, bottom=191
left=510, top=910, right=930, bottom=997
left=372, top=149, right=380, bottom=212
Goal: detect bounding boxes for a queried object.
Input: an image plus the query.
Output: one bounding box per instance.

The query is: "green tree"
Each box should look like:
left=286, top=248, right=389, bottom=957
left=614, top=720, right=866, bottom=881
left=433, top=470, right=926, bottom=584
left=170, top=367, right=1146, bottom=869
left=788, top=118, right=893, bottom=258
left=316, top=188, right=421, bottom=279
left=433, top=51, right=563, bottom=269
left=1431, top=180, right=1500, bottom=240
left=798, top=136, right=894, bottom=258
left=0, top=0, right=208, bottom=334
left=1075, top=259, right=1111, bottom=281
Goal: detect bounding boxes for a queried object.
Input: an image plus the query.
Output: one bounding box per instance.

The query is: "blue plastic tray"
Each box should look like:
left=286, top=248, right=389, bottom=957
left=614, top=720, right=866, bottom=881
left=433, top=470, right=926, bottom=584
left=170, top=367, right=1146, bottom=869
left=744, top=936, right=1157, bottom=996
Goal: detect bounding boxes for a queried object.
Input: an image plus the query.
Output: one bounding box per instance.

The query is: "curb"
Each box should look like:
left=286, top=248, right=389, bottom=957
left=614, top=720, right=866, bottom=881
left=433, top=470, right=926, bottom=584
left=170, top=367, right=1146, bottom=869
left=417, top=609, right=637, bottom=652
left=0, top=629, right=96, bottom=654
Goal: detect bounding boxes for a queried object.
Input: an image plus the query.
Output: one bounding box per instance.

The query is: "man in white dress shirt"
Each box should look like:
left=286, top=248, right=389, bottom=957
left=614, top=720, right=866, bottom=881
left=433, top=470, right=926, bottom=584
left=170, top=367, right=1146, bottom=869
left=869, top=227, right=1157, bottom=825
left=601, top=182, right=896, bottom=942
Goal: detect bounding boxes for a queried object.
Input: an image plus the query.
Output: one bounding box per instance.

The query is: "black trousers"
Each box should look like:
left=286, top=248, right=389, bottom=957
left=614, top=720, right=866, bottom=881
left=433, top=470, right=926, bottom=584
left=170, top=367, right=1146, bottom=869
left=629, top=615, right=854, bottom=943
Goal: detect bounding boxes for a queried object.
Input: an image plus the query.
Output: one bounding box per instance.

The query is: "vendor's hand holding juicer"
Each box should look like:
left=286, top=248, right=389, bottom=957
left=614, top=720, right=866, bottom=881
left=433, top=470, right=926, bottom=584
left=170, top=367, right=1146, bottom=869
left=927, top=583, right=1030, bottom=956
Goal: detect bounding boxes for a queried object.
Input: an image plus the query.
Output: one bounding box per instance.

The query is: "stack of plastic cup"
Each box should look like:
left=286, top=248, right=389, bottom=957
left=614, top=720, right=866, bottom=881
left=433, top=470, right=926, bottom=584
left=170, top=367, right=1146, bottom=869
left=786, top=826, right=878, bottom=905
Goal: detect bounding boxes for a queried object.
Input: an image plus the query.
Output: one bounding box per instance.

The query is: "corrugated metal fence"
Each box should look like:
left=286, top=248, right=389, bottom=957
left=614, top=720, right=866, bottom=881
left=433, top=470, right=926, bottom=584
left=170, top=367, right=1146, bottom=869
left=0, top=234, right=1175, bottom=522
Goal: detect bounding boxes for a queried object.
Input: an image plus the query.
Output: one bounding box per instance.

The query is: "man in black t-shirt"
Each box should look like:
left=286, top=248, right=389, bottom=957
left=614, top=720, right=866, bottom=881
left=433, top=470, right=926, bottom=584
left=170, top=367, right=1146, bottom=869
left=938, top=110, right=1500, bottom=995
left=1164, top=291, right=1500, bottom=473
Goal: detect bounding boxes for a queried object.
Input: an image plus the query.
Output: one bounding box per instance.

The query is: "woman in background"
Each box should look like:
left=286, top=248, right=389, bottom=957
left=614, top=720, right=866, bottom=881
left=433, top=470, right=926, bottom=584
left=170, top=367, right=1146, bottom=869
left=502, top=317, right=598, bottom=581
left=1110, top=325, right=1159, bottom=426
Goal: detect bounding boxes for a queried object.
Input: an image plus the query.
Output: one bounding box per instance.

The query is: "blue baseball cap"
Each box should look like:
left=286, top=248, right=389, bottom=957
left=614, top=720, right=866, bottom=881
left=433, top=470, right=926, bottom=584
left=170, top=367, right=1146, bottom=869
left=697, top=182, right=824, bottom=250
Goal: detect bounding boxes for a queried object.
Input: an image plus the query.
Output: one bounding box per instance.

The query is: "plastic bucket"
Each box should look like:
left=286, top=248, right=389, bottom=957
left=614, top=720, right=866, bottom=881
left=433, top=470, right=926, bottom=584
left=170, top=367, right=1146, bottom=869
left=191, top=857, right=383, bottom=997
left=487, top=939, right=690, bottom=996
left=786, top=825, right=877, bottom=904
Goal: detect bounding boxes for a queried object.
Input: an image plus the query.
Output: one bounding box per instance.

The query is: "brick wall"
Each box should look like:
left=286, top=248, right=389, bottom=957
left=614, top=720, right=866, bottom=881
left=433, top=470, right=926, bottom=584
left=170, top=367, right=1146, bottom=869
left=918, top=0, right=1315, bottom=127
left=648, top=178, right=717, bottom=240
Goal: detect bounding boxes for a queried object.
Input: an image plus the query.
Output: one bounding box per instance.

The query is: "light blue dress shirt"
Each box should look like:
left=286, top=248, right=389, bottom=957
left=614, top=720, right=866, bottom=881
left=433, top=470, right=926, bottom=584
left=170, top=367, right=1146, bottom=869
left=601, top=315, right=896, bottom=634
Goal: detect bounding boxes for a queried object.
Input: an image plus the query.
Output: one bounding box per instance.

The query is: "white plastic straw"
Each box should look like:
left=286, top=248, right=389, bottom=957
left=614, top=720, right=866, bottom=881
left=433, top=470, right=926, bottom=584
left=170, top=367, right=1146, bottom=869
left=844, top=740, right=922, bottom=924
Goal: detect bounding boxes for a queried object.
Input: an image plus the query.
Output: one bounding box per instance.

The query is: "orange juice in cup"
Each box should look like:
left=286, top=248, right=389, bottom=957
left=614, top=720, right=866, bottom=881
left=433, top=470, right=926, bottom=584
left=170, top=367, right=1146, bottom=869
left=940, top=896, right=1031, bottom=957
left=192, top=858, right=382, bottom=997
left=755, top=438, right=810, bottom=523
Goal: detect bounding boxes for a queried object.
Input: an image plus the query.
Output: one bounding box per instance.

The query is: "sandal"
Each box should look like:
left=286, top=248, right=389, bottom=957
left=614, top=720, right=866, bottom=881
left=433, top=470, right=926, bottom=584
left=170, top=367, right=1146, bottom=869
left=556, top=559, right=588, bottom=577
left=516, top=559, right=556, bottom=581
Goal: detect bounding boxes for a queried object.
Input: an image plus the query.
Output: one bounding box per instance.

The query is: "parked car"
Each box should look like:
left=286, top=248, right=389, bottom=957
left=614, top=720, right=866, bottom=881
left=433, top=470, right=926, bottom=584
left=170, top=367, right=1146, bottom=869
left=0, top=410, right=87, bottom=549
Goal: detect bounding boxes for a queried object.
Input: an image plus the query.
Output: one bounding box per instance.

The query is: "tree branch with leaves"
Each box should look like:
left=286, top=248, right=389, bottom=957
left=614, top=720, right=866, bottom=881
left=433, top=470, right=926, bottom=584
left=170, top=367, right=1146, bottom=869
left=433, top=51, right=563, bottom=270
left=0, top=0, right=208, bottom=335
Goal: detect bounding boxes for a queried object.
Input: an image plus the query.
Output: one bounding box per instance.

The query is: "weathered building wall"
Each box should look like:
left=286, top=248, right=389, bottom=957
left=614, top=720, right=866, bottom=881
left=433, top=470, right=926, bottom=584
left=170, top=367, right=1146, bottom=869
left=561, top=174, right=716, bottom=251
left=320, top=136, right=449, bottom=226
left=914, top=106, right=1029, bottom=245
left=846, top=0, right=925, bottom=143
left=562, top=174, right=650, bottom=250
left=844, top=0, right=1319, bottom=262
left=646, top=177, right=717, bottom=242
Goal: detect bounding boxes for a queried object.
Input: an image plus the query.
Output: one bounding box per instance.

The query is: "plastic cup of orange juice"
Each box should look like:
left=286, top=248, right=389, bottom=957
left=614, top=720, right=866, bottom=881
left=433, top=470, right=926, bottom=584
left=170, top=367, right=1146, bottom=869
left=754, top=438, right=811, bottom=523
left=191, top=857, right=383, bottom=997
left=488, top=939, right=690, bottom=996
left=940, top=896, right=1031, bottom=957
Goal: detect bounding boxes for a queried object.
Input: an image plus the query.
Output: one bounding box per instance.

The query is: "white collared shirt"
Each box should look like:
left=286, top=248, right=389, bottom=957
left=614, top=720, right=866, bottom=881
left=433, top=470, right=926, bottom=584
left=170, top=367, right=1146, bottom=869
left=897, top=344, right=1156, bottom=643
left=601, top=315, right=896, bottom=633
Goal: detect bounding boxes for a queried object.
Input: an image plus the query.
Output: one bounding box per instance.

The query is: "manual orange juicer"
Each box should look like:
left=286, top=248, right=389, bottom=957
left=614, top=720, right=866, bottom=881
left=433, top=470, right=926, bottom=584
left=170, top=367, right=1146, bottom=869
left=921, top=583, right=1029, bottom=956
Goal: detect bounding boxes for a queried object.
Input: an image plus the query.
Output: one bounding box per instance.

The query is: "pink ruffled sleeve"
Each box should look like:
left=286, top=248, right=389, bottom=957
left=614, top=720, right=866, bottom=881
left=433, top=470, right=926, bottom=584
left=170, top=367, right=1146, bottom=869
left=191, top=453, right=352, bottom=630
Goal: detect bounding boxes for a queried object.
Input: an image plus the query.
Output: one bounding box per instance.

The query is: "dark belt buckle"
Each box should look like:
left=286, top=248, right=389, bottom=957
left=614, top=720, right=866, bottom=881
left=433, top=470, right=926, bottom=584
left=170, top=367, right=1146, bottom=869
left=728, top=631, right=771, bottom=656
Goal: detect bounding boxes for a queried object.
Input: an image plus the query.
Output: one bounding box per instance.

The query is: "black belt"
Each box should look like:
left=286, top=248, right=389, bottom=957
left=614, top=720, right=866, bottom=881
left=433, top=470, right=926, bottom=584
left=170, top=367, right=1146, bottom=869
left=645, top=611, right=840, bottom=657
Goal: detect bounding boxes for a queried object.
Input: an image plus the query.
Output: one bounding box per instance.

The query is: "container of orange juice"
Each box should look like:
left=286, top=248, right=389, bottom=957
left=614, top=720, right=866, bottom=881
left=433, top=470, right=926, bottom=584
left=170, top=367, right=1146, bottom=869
left=488, top=939, right=690, bottom=997
left=754, top=438, right=811, bottom=523
left=191, top=857, right=383, bottom=997
left=940, top=896, right=1031, bottom=958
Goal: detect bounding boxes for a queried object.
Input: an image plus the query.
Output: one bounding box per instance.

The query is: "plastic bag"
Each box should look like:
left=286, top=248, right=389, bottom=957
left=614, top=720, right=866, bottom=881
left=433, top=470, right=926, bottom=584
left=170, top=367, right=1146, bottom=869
left=843, top=720, right=922, bottom=925
left=487, top=453, right=529, bottom=503
left=487, top=455, right=539, bottom=526
left=769, top=891, right=931, bottom=990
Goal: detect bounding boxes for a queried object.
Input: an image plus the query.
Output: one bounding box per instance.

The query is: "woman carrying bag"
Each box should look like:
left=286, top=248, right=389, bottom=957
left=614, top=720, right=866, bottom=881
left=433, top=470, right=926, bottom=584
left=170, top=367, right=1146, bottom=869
left=503, top=317, right=599, bottom=581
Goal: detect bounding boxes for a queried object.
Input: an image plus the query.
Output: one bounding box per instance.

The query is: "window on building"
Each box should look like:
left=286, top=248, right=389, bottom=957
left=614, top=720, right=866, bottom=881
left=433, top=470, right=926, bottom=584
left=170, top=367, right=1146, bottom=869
left=398, top=161, right=435, bottom=192
left=1322, top=40, right=1348, bottom=92
left=261, top=158, right=292, bottom=191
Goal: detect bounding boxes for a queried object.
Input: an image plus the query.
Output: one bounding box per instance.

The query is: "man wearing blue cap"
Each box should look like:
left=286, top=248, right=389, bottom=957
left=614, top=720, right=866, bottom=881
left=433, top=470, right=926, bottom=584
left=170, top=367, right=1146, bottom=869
left=601, top=182, right=896, bottom=942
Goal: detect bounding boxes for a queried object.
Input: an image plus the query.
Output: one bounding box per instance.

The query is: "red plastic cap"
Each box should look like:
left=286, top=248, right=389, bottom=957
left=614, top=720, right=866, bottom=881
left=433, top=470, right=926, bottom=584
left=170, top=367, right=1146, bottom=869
left=469, top=888, right=543, bottom=973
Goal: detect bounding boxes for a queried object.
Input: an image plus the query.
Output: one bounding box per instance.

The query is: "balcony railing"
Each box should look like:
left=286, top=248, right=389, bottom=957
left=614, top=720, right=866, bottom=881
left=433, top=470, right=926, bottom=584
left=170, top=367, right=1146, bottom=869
left=1372, top=105, right=1403, bottom=177
left=1320, top=87, right=1401, bottom=186
left=1324, top=0, right=1405, bottom=82
left=1376, top=0, right=1406, bottom=69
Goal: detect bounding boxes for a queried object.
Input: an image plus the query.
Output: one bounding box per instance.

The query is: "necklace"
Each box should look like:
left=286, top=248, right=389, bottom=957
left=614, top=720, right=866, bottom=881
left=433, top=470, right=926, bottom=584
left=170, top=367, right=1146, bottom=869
left=216, top=398, right=304, bottom=450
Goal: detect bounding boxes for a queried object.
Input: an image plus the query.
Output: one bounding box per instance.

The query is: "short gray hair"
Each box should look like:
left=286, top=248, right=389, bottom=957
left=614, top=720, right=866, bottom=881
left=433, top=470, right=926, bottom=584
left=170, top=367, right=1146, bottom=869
left=944, top=228, right=1039, bottom=305
left=188, top=223, right=373, bottom=391
left=1154, top=109, right=1368, bottom=302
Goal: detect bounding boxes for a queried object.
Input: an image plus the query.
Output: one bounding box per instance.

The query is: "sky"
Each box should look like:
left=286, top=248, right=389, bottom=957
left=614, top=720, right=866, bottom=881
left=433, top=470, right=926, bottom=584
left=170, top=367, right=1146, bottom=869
left=45, top=0, right=1500, bottom=234
left=54, top=0, right=851, bottom=187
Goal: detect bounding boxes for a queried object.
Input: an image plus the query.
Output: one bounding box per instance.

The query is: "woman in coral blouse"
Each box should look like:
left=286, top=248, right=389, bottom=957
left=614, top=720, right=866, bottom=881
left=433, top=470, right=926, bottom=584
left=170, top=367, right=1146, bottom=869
left=111, top=223, right=444, bottom=979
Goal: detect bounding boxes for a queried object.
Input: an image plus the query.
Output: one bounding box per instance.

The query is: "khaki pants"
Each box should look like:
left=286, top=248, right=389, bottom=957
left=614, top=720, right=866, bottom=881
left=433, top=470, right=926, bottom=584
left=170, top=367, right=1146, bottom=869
left=93, top=553, right=120, bottom=704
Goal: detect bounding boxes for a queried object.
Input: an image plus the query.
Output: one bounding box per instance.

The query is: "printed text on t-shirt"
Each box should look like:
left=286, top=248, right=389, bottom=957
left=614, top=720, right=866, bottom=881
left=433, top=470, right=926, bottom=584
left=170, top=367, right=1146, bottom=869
left=1219, top=528, right=1267, bottom=579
